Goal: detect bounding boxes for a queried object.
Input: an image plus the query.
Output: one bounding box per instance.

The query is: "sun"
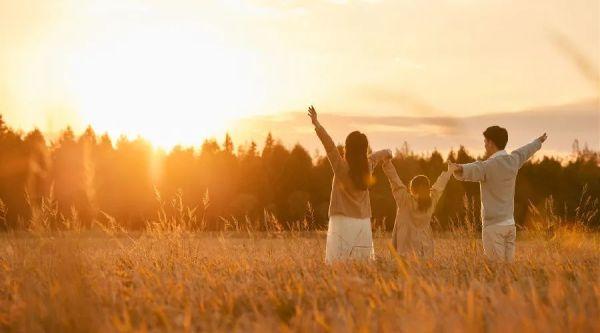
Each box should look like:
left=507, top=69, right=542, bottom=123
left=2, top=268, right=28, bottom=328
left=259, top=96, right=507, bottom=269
left=66, top=23, right=267, bottom=149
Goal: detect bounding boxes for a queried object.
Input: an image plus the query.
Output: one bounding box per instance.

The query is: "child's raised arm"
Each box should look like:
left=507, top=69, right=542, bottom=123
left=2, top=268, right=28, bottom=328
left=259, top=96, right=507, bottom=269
left=382, top=160, right=410, bottom=205
left=369, top=149, right=392, bottom=168
left=430, top=164, right=455, bottom=206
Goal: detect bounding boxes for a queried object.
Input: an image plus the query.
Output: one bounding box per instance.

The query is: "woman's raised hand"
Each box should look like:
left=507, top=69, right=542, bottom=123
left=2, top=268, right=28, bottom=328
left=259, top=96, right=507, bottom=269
left=308, top=105, right=319, bottom=126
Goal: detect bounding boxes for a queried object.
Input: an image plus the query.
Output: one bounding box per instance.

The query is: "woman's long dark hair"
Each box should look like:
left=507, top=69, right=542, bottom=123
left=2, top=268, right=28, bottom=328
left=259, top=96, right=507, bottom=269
left=410, top=175, right=432, bottom=211
left=344, top=131, right=370, bottom=190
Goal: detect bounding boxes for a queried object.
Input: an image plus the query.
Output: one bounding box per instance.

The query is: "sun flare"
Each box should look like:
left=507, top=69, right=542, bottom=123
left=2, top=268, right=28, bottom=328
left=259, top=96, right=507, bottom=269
left=66, top=23, right=267, bottom=148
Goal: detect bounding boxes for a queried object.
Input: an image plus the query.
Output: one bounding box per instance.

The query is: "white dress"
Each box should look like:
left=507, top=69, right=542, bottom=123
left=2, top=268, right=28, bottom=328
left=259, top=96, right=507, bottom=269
left=325, top=215, right=375, bottom=263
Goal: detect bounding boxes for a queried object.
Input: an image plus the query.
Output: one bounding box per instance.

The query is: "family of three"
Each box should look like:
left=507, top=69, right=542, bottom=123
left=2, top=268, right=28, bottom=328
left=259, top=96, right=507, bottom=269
left=307, top=105, right=548, bottom=263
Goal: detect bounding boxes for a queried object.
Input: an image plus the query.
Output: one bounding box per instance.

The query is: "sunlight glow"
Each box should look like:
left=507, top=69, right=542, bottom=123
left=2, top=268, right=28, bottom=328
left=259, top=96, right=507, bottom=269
left=67, top=23, right=267, bottom=149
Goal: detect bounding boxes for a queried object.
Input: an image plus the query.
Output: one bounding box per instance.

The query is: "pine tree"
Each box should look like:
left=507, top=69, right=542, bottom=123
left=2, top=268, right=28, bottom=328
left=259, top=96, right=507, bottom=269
left=223, top=133, right=234, bottom=155
left=262, top=132, right=274, bottom=158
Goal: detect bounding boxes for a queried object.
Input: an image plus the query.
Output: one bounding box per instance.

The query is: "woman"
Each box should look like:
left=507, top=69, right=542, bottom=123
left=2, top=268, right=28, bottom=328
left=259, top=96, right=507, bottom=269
left=382, top=158, right=456, bottom=258
left=308, top=106, right=391, bottom=263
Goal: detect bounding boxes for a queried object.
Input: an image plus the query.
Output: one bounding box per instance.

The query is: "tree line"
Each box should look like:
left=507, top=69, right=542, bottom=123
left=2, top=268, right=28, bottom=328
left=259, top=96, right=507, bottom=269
left=0, top=114, right=598, bottom=231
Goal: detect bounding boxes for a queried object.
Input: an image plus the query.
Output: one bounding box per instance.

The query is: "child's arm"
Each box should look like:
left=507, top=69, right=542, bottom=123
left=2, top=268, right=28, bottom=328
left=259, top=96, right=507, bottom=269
left=369, top=149, right=392, bottom=169
left=430, top=165, right=454, bottom=206
left=382, top=160, right=410, bottom=204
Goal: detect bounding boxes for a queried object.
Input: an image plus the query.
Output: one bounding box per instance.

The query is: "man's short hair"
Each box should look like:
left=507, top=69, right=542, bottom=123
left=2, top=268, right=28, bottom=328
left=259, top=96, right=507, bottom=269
left=483, top=126, right=508, bottom=150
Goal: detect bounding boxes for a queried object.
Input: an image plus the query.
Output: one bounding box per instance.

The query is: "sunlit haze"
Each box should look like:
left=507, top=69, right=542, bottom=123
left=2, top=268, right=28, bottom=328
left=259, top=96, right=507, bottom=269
left=0, top=0, right=598, bottom=151
left=66, top=22, right=267, bottom=148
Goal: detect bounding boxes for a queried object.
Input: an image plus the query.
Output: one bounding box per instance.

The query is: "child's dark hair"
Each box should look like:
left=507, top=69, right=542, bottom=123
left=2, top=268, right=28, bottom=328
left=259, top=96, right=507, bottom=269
left=410, top=175, right=432, bottom=211
left=483, top=126, right=508, bottom=150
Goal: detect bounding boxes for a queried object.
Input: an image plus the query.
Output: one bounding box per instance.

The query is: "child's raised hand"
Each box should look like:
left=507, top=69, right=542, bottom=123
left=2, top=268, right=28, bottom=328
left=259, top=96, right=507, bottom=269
left=384, top=149, right=393, bottom=160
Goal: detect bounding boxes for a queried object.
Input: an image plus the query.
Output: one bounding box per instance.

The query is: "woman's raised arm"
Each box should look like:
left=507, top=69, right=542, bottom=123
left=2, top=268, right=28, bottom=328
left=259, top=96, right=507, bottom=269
left=308, top=106, right=342, bottom=171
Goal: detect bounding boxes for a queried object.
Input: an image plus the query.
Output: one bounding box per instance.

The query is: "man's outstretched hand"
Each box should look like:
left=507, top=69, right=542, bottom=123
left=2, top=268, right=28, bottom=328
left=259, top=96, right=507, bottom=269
left=447, top=162, right=458, bottom=173
left=308, top=105, right=319, bottom=127
left=538, top=133, right=548, bottom=143
left=448, top=162, right=463, bottom=175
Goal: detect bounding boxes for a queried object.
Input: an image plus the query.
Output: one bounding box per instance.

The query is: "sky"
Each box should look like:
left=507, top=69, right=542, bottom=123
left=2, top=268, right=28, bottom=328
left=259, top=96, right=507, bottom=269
left=0, top=0, right=598, bottom=153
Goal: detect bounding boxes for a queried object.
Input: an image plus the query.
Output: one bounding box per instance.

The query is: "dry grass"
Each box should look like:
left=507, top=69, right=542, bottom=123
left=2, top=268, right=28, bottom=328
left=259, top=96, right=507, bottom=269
left=0, top=226, right=598, bottom=333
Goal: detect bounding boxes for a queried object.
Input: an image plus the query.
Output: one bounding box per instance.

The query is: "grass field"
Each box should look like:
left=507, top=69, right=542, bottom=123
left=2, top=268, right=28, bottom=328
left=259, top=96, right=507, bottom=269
left=0, top=226, right=598, bottom=332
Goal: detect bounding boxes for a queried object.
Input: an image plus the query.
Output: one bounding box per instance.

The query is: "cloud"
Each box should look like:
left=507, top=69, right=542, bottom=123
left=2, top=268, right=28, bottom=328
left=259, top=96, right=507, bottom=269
left=357, top=124, right=454, bottom=136
left=550, top=30, right=600, bottom=93
left=358, top=86, right=449, bottom=117
left=325, top=114, right=462, bottom=135
left=230, top=98, right=599, bottom=155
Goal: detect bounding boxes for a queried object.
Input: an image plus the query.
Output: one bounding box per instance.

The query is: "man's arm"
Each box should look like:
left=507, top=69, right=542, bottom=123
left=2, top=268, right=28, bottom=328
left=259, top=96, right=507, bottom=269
left=449, top=161, right=487, bottom=182
left=511, top=133, right=547, bottom=168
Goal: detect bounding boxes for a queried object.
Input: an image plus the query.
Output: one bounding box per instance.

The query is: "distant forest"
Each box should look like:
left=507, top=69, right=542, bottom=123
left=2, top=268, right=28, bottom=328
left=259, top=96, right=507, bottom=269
left=0, top=114, right=598, bottom=231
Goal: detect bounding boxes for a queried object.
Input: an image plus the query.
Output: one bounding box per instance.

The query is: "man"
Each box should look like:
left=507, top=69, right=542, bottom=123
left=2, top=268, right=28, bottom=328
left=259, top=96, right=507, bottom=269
left=450, top=126, right=547, bottom=262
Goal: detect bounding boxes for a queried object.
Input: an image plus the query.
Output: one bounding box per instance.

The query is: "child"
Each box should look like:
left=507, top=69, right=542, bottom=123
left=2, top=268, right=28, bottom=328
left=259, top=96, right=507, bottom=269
left=382, top=159, right=455, bottom=258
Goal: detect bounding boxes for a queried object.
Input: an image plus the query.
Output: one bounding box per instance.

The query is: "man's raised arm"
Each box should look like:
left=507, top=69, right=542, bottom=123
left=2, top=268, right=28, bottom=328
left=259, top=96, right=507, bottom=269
left=511, top=133, right=547, bottom=168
